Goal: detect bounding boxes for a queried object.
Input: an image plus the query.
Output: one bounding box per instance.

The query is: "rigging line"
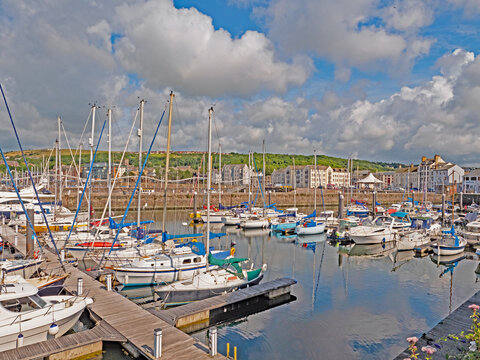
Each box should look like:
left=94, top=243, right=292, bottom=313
left=99, top=107, right=167, bottom=266
left=0, top=84, right=63, bottom=267
left=314, top=240, right=326, bottom=299
left=0, top=148, right=42, bottom=251
left=42, top=147, right=55, bottom=174
left=71, top=107, right=93, bottom=160
left=63, top=119, right=107, bottom=247
left=92, top=110, right=139, bottom=241
left=60, top=120, right=81, bottom=181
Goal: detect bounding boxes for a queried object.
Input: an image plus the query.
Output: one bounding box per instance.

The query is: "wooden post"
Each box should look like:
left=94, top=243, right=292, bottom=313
left=25, top=208, right=34, bottom=258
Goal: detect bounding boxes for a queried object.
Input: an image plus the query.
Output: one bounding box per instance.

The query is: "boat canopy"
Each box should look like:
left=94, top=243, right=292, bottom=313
left=391, top=212, right=408, bottom=218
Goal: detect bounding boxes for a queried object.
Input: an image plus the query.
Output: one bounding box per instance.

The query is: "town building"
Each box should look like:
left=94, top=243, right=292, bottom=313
left=463, top=169, right=480, bottom=193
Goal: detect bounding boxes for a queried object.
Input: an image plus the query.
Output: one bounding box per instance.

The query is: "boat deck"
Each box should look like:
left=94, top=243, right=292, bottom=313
left=1, top=225, right=224, bottom=359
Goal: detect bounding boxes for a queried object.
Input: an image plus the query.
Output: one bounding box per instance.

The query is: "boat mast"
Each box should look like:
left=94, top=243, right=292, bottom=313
left=262, top=139, right=266, bottom=217
left=293, top=157, right=296, bottom=209
left=206, top=107, right=213, bottom=271
left=218, top=143, right=221, bottom=207
left=314, top=150, right=317, bottom=212
left=248, top=151, right=251, bottom=212
left=137, top=99, right=144, bottom=232
left=58, top=116, right=62, bottom=214
left=54, top=137, right=58, bottom=221
left=107, top=108, right=112, bottom=219
left=162, top=91, right=174, bottom=234
left=77, top=142, right=82, bottom=211
left=88, top=104, right=96, bottom=228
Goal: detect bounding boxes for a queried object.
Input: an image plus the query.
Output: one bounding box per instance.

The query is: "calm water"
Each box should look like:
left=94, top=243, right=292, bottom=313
left=111, top=211, right=480, bottom=359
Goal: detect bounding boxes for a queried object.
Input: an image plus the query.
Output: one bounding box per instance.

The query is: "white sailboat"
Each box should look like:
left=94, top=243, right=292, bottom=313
left=155, top=107, right=266, bottom=305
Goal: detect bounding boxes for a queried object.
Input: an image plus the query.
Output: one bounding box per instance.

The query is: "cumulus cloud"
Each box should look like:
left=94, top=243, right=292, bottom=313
left=113, top=0, right=312, bottom=97
left=261, top=0, right=433, bottom=76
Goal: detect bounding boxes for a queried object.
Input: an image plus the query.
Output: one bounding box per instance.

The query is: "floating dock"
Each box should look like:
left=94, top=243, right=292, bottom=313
left=150, top=277, right=297, bottom=333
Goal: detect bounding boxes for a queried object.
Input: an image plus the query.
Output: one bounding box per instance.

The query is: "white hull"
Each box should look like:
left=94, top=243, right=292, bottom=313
left=113, top=264, right=206, bottom=286
left=296, top=223, right=326, bottom=235
left=397, top=232, right=431, bottom=251
left=349, top=228, right=395, bottom=244
left=241, top=219, right=269, bottom=229
left=431, top=241, right=466, bottom=256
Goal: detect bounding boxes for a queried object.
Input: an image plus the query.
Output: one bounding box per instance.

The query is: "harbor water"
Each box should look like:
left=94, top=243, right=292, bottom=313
left=105, top=211, right=480, bottom=359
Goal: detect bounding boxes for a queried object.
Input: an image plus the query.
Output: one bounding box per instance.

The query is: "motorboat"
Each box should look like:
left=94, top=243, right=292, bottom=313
left=348, top=213, right=410, bottom=245
left=0, top=258, right=45, bottom=279
left=397, top=217, right=441, bottom=251
left=155, top=254, right=266, bottom=306
left=346, top=203, right=369, bottom=218
left=460, top=221, right=480, bottom=243
left=431, top=226, right=466, bottom=256
left=0, top=282, right=93, bottom=351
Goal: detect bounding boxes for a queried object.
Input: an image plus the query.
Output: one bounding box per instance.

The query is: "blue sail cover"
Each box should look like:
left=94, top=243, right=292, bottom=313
left=304, top=210, right=317, bottom=219
left=162, top=232, right=203, bottom=242
left=109, top=217, right=154, bottom=229
left=209, top=232, right=226, bottom=240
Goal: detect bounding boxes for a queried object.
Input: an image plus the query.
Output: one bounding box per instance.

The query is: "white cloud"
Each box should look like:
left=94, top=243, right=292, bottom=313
left=261, top=0, right=433, bottom=75
left=113, top=0, right=312, bottom=97
left=448, top=0, right=480, bottom=15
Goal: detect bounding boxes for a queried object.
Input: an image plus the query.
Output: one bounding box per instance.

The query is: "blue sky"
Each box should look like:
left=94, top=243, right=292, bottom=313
left=1, top=0, right=480, bottom=165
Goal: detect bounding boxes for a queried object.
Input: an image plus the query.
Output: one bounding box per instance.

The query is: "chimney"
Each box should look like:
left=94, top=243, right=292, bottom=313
left=421, top=156, right=426, bottom=162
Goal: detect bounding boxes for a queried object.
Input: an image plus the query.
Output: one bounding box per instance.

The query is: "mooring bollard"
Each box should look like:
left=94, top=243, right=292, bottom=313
left=227, top=343, right=230, bottom=358
left=2, top=216, right=5, bottom=225
left=60, top=250, right=65, bottom=262
left=14, top=234, right=18, bottom=247
left=77, top=278, right=83, bottom=296
left=153, top=328, right=162, bottom=359
left=234, top=346, right=237, bottom=360
left=15, top=224, right=18, bottom=233
left=209, top=327, right=218, bottom=356
left=106, top=274, right=112, bottom=291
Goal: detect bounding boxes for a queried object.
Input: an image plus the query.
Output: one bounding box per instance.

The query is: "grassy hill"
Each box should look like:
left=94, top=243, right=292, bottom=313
left=2, top=149, right=400, bottom=177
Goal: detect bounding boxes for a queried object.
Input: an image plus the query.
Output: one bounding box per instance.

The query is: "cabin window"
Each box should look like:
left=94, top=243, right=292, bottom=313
left=194, top=257, right=202, bottom=263
left=1, top=295, right=46, bottom=312
left=183, top=258, right=192, bottom=264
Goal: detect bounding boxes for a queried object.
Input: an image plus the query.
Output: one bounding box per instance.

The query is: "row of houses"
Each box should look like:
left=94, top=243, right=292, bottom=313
left=271, top=165, right=350, bottom=188
left=371, top=155, right=465, bottom=191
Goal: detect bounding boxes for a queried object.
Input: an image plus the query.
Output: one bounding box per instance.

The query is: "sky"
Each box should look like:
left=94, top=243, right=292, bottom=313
left=1, top=0, right=480, bottom=166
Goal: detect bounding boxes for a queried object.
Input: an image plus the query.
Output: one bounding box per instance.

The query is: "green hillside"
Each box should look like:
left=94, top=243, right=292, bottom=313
left=1, top=149, right=399, bottom=179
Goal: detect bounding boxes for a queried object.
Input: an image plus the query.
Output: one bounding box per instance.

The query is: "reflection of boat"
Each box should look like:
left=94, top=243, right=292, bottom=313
left=242, top=228, right=271, bottom=237
left=432, top=226, right=466, bottom=256
left=0, top=282, right=93, bottom=351
left=295, top=233, right=327, bottom=244
left=118, top=285, right=157, bottom=306
left=339, top=242, right=397, bottom=258
left=430, top=253, right=465, bottom=266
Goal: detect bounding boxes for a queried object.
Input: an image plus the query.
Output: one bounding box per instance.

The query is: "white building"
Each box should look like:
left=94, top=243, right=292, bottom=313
left=222, top=164, right=251, bottom=185
left=463, top=169, right=480, bottom=193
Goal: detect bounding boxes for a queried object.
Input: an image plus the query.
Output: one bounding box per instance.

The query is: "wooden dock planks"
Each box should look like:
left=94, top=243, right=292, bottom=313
left=1, top=226, right=224, bottom=360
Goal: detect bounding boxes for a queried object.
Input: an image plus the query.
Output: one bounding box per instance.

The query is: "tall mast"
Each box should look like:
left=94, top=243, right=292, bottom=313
left=58, top=116, right=62, bottom=212
left=88, top=104, right=96, bottom=228
left=248, top=151, right=251, bottom=212
left=137, top=99, right=144, bottom=230
left=218, top=143, right=221, bottom=206
left=293, top=157, right=296, bottom=209
left=77, top=143, right=82, bottom=210
left=262, top=139, right=266, bottom=216
left=314, top=150, right=317, bottom=211
left=162, top=91, right=174, bottom=234
left=54, top=138, right=58, bottom=220
left=107, top=109, right=112, bottom=218
left=206, top=107, right=213, bottom=271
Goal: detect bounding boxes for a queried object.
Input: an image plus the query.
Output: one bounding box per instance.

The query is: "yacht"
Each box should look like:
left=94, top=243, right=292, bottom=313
left=348, top=213, right=411, bottom=245
left=397, top=217, right=441, bottom=251
left=0, top=282, right=93, bottom=351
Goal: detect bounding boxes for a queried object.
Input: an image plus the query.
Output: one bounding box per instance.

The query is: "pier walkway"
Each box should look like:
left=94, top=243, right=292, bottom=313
left=1, top=226, right=224, bottom=359
left=395, top=285, right=480, bottom=359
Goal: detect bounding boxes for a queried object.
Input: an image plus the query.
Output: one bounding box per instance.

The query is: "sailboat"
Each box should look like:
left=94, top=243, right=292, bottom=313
left=431, top=226, right=466, bottom=256
left=155, top=107, right=266, bottom=304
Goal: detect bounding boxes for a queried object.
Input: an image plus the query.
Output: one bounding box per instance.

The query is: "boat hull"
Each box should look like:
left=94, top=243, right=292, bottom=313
left=431, top=243, right=466, bottom=256
left=349, top=230, right=395, bottom=245
left=296, top=223, right=325, bottom=235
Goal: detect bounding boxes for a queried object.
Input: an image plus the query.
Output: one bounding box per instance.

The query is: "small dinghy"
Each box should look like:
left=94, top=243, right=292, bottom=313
left=432, top=226, right=466, bottom=256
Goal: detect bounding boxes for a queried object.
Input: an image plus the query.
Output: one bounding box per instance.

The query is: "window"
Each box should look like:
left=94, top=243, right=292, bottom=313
left=183, top=258, right=192, bottom=264
left=194, top=257, right=202, bottom=263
